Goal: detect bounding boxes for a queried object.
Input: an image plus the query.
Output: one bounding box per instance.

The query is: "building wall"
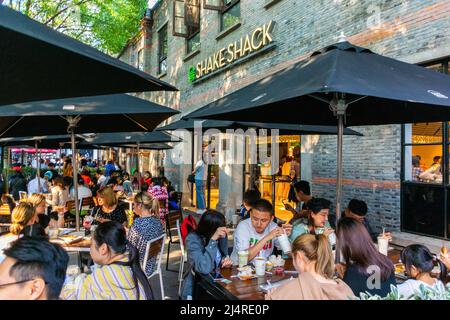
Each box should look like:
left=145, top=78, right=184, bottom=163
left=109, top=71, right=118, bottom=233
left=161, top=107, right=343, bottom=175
left=119, top=0, right=450, bottom=227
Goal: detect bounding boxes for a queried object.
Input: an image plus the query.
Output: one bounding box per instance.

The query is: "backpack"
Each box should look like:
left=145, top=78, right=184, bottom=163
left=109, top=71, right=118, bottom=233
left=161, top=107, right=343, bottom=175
left=180, top=215, right=198, bottom=245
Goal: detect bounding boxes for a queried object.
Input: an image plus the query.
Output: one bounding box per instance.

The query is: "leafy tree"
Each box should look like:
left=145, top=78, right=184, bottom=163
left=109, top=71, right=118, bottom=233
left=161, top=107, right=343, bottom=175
left=3, top=0, right=148, bottom=54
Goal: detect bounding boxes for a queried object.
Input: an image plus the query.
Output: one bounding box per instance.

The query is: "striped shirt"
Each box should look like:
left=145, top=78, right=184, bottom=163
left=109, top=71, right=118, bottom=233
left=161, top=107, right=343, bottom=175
left=61, top=256, right=147, bottom=300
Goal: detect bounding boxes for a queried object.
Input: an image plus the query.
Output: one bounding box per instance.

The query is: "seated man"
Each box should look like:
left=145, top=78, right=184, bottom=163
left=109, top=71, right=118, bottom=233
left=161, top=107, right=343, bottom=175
left=240, top=189, right=261, bottom=220
left=284, top=180, right=312, bottom=224
left=343, top=199, right=380, bottom=242
left=0, top=237, right=69, bottom=300
left=231, top=199, right=292, bottom=265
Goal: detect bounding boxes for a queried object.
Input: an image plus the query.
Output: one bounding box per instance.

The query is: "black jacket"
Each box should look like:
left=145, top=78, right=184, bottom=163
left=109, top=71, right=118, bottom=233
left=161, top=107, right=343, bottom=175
left=9, top=173, right=27, bottom=200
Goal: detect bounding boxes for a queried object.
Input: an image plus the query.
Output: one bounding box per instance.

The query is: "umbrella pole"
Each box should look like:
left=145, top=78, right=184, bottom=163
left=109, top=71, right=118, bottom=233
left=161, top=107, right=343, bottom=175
left=71, top=129, right=80, bottom=231
left=35, top=141, right=41, bottom=194
left=137, top=143, right=141, bottom=190
left=332, top=95, right=347, bottom=263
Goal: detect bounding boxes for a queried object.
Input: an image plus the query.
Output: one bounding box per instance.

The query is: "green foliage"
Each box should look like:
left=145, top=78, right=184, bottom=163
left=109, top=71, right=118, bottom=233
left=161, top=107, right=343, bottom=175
left=6, top=0, right=148, bottom=54
left=355, top=283, right=450, bottom=300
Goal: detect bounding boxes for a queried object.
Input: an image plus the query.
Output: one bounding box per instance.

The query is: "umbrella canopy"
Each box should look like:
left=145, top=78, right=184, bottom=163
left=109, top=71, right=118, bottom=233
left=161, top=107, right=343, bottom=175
left=183, top=40, right=450, bottom=250
left=0, top=94, right=179, bottom=137
left=102, top=143, right=173, bottom=150
left=184, top=41, right=450, bottom=125
left=157, top=118, right=362, bottom=136
left=0, top=6, right=176, bottom=106
left=78, top=131, right=182, bottom=147
left=0, top=135, right=74, bottom=149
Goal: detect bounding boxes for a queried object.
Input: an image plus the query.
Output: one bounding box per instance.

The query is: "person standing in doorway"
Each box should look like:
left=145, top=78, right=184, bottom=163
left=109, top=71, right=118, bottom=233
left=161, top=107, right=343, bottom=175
left=192, top=144, right=208, bottom=214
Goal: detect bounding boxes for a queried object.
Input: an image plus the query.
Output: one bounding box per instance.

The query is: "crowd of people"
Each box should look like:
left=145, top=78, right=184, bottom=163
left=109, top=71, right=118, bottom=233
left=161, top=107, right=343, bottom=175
left=182, top=179, right=449, bottom=300
left=0, top=159, right=448, bottom=300
left=0, top=154, right=182, bottom=300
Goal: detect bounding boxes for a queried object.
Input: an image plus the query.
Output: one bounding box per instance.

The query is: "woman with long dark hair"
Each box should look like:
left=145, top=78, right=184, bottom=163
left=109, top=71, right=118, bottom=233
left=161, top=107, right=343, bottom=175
left=337, top=217, right=396, bottom=297
left=181, top=210, right=232, bottom=300
left=61, top=221, right=154, bottom=300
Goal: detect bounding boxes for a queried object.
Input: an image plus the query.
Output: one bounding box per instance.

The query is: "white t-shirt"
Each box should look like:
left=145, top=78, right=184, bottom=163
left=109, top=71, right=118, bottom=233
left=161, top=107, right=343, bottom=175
left=0, top=234, right=19, bottom=263
left=194, top=160, right=207, bottom=181
left=27, top=177, right=48, bottom=195
left=397, top=278, right=444, bottom=299
left=97, top=175, right=107, bottom=187
left=70, top=186, right=92, bottom=200
left=230, top=218, right=280, bottom=265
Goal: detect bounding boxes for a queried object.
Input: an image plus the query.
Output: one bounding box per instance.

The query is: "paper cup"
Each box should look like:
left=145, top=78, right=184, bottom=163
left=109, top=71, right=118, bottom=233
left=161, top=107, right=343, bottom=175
left=238, top=250, right=248, bottom=268
left=377, top=235, right=389, bottom=256
left=277, top=233, right=292, bottom=253
left=254, top=257, right=266, bottom=277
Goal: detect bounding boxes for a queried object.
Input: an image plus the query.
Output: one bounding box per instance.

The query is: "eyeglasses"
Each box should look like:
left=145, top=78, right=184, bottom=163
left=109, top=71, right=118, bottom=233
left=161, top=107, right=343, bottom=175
left=0, top=278, right=45, bottom=288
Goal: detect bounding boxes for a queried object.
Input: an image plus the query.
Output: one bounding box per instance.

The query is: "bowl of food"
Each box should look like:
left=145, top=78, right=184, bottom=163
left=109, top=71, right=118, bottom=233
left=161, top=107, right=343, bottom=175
left=237, top=265, right=255, bottom=280
left=273, top=266, right=284, bottom=275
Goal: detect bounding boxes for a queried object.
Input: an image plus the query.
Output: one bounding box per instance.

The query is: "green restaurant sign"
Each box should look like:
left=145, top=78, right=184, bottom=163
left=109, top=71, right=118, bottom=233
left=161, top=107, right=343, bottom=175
left=188, top=20, right=275, bottom=83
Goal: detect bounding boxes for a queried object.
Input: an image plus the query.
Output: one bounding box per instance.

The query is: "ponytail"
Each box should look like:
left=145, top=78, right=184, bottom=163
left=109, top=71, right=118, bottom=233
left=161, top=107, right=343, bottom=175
left=315, top=234, right=334, bottom=278
left=134, top=192, right=159, bottom=217
left=292, top=233, right=334, bottom=279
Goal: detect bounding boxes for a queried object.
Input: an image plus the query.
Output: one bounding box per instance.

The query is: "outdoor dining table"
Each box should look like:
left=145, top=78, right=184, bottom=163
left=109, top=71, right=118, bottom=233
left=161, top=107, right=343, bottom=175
left=49, top=229, right=91, bottom=253
left=194, top=245, right=449, bottom=300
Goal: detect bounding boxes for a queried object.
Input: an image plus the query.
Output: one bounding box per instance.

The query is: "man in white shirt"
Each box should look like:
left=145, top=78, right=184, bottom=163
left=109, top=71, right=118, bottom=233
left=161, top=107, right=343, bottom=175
left=95, top=170, right=107, bottom=188
left=192, top=157, right=208, bottom=214
left=231, top=199, right=292, bottom=265
left=27, top=175, right=48, bottom=195
left=70, top=177, right=92, bottom=200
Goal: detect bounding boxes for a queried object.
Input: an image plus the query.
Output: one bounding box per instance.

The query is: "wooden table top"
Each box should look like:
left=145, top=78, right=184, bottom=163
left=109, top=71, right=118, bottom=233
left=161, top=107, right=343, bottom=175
left=50, top=231, right=91, bottom=252
left=201, top=246, right=448, bottom=300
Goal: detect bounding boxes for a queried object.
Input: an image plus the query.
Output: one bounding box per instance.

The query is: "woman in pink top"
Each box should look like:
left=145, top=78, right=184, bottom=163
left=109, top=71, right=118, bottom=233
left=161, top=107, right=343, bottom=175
left=148, top=177, right=168, bottom=228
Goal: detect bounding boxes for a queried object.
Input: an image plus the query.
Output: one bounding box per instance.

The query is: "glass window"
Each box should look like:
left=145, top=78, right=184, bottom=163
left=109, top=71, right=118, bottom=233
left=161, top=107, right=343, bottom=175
left=158, top=25, right=168, bottom=74
left=187, top=32, right=201, bottom=54
left=186, top=0, right=201, bottom=54
left=404, top=122, right=443, bottom=184
left=221, top=0, right=240, bottom=31
left=137, top=49, right=144, bottom=71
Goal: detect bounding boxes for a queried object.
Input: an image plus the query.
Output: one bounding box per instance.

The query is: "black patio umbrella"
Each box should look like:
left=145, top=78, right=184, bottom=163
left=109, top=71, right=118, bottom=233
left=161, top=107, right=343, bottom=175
left=157, top=118, right=363, bottom=135
left=0, top=93, right=178, bottom=230
left=0, top=6, right=176, bottom=106
left=78, top=131, right=181, bottom=188
left=184, top=40, right=450, bottom=230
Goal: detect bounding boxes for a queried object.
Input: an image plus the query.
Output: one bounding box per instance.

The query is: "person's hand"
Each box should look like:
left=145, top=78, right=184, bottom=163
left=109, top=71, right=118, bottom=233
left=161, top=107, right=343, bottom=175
left=221, top=257, right=233, bottom=268
left=335, top=263, right=346, bottom=279
left=281, top=223, right=293, bottom=236
left=323, top=228, right=334, bottom=237
left=268, top=227, right=285, bottom=240
left=211, top=227, right=228, bottom=241
left=380, top=232, right=393, bottom=241
left=284, top=203, right=295, bottom=212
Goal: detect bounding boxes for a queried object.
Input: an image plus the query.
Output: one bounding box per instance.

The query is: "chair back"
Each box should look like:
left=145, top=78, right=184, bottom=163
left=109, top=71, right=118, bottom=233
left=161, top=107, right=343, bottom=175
left=142, top=233, right=166, bottom=276
left=79, top=197, right=94, bottom=210
left=176, top=219, right=185, bottom=258
left=165, top=210, right=182, bottom=242
left=65, top=200, right=75, bottom=211
left=19, top=191, right=27, bottom=201
left=0, top=204, right=11, bottom=216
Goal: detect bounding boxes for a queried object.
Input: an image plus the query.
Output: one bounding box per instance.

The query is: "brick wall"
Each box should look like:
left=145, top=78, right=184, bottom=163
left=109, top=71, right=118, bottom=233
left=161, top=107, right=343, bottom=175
left=119, top=0, right=450, bottom=229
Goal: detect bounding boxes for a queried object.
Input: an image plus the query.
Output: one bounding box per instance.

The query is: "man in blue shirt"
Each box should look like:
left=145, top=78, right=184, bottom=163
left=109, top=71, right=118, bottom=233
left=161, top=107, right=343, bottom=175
left=104, top=160, right=116, bottom=177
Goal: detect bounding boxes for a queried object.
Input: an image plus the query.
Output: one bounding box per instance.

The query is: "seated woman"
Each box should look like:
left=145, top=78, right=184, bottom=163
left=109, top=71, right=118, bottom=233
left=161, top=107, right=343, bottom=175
left=397, top=244, right=445, bottom=298
left=289, top=198, right=335, bottom=246
left=61, top=221, right=153, bottom=300
left=28, top=193, right=64, bottom=230
left=51, top=176, right=68, bottom=212
left=181, top=210, right=232, bottom=300
left=148, top=177, right=169, bottom=227
left=122, top=172, right=134, bottom=197
left=127, top=192, right=164, bottom=277
left=337, top=217, right=396, bottom=297
left=90, top=186, right=128, bottom=228
left=0, top=202, right=37, bottom=262
left=265, top=233, right=354, bottom=300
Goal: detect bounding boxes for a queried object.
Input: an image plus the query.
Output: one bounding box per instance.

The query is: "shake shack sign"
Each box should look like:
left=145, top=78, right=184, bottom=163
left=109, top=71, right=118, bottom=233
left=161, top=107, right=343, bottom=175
left=188, top=21, right=275, bottom=84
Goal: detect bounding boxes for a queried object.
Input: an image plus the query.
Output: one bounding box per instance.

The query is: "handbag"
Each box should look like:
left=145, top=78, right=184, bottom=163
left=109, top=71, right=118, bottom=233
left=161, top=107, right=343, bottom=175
left=187, top=173, right=196, bottom=184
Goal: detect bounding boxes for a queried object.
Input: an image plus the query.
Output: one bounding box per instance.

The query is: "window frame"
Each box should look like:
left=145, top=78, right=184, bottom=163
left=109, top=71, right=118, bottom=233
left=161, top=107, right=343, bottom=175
left=401, top=57, right=450, bottom=240
left=158, top=24, right=168, bottom=75
left=220, top=0, right=240, bottom=31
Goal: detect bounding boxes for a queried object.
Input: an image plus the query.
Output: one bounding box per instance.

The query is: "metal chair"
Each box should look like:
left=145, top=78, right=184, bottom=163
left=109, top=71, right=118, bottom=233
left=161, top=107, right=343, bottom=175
left=64, top=200, right=76, bottom=228
left=176, top=219, right=187, bottom=296
left=164, top=209, right=182, bottom=272
left=142, top=233, right=166, bottom=300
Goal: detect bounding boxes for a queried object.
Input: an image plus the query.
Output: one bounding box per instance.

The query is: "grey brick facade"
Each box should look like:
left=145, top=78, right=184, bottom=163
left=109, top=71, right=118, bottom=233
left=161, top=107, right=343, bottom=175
left=119, top=0, right=450, bottom=233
